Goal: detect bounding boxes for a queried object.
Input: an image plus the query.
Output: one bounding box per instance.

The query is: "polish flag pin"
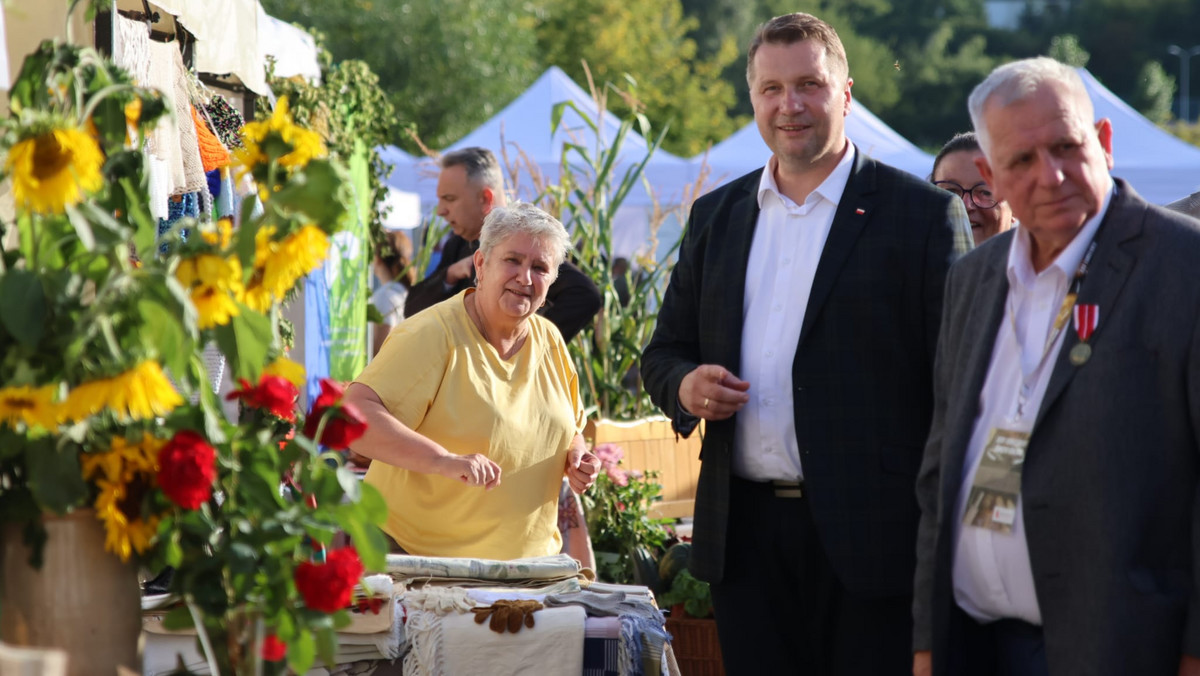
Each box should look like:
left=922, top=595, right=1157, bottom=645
left=855, top=208, right=865, bottom=215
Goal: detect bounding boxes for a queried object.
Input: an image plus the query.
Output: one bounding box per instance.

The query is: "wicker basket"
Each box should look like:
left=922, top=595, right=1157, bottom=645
left=665, top=615, right=725, bottom=676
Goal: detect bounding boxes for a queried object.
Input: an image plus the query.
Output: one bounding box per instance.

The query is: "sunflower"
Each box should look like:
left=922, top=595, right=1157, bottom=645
left=263, top=356, right=306, bottom=388
left=64, top=361, right=184, bottom=422
left=177, top=254, right=244, bottom=329
left=6, top=125, right=105, bottom=214
left=233, top=96, right=326, bottom=181
left=244, top=225, right=328, bottom=311
left=200, top=217, right=234, bottom=249
left=84, top=433, right=164, bottom=561
left=93, top=477, right=160, bottom=561
left=0, top=383, right=59, bottom=430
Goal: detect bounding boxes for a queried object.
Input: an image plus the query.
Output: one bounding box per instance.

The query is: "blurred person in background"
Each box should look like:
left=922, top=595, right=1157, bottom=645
left=931, top=132, right=1015, bottom=245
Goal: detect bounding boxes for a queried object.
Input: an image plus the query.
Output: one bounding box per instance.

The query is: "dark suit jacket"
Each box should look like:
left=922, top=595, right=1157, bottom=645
left=641, top=149, right=971, bottom=595
left=405, top=233, right=602, bottom=341
left=914, top=180, right=1200, bottom=675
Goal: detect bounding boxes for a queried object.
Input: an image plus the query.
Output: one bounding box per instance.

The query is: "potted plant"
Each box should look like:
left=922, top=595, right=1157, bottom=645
left=579, top=442, right=673, bottom=584
left=0, top=37, right=386, bottom=675
left=657, top=542, right=724, bottom=675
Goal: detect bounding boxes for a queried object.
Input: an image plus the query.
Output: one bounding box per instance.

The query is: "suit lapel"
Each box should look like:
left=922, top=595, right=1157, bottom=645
left=1034, top=183, right=1144, bottom=430
left=943, top=241, right=1011, bottom=499
left=799, top=150, right=875, bottom=344
left=720, top=173, right=764, bottom=370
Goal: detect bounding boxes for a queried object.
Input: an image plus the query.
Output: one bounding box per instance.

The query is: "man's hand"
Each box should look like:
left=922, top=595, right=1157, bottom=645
left=1179, top=655, right=1200, bottom=676
left=436, top=453, right=501, bottom=489
left=565, top=435, right=599, bottom=493
left=446, top=256, right=474, bottom=284
left=913, top=650, right=931, bottom=676
left=679, top=364, right=750, bottom=420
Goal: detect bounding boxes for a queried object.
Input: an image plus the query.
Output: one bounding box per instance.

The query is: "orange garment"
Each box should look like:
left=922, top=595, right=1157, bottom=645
left=192, top=106, right=230, bottom=172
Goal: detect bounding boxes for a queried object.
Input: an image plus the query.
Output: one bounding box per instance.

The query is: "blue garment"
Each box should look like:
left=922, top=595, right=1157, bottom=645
left=156, top=192, right=198, bottom=255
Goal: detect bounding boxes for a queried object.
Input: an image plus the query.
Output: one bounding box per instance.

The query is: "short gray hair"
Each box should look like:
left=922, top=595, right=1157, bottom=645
left=968, top=57, right=1091, bottom=157
left=478, top=202, right=570, bottom=271
left=440, top=147, right=504, bottom=194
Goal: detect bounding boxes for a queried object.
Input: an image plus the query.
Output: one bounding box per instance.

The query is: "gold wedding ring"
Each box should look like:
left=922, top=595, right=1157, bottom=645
left=703, top=397, right=710, bottom=409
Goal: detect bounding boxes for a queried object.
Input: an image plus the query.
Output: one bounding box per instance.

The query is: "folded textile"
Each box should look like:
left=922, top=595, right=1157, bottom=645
left=585, top=616, right=621, bottom=639
left=386, top=553, right=581, bottom=582
left=442, top=605, right=586, bottom=676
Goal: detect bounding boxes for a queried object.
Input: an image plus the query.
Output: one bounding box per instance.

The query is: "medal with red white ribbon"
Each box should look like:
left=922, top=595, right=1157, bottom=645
left=1069, top=304, right=1099, bottom=365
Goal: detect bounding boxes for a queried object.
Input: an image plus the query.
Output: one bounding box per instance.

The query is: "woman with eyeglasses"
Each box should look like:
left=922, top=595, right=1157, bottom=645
left=931, top=132, right=1015, bottom=244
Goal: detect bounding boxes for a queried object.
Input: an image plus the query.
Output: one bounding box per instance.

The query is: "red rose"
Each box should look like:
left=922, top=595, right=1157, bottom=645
left=226, top=375, right=298, bottom=422
left=294, top=546, right=364, bottom=613
left=157, top=430, right=217, bottom=510
left=261, top=634, right=287, bottom=662
left=303, top=379, right=367, bottom=450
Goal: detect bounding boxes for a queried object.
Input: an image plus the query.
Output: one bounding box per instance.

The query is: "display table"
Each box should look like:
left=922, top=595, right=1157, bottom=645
left=143, top=554, right=679, bottom=676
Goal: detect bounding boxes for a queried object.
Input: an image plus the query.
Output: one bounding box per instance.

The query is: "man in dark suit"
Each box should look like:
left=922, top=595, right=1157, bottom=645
left=404, top=147, right=601, bottom=340
left=913, top=57, right=1200, bottom=676
left=640, top=13, right=971, bottom=675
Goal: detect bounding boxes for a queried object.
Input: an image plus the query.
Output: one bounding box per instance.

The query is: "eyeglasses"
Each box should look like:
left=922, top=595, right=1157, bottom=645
left=933, top=181, right=998, bottom=209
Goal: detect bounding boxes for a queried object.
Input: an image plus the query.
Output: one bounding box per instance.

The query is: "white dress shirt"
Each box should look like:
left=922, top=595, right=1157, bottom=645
left=733, top=145, right=856, bottom=482
left=953, top=186, right=1114, bottom=624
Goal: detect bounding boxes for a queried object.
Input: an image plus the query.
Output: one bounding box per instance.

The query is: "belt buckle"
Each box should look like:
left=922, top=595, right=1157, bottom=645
left=771, top=480, right=803, bottom=498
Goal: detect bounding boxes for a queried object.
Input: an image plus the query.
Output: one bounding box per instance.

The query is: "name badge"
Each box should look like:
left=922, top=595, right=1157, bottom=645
left=962, top=427, right=1029, bottom=534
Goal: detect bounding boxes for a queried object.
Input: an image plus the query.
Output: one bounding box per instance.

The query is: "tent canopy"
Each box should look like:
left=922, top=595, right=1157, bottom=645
left=699, top=101, right=936, bottom=183
left=1079, top=68, right=1200, bottom=205
left=380, top=66, right=695, bottom=211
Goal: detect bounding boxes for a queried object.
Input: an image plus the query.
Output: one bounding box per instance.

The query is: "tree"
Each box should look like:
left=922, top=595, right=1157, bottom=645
left=262, top=0, right=541, bottom=151
left=1047, top=34, right=1089, bottom=67
left=884, top=23, right=997, bottom=149
left=1132, top=61, right=1175, bottom=126
left=535, top=0, right=741, bottom=157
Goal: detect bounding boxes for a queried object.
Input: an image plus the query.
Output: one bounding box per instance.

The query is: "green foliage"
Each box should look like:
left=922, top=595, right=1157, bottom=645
left=1047, top=34, right=1090, bottom=67
left=1133, top=61, right=1176, bottom=125
left=1163, top=121, right=1200, bottom=148
left=262, top=0, right=541, bottom=152
left=535, top=0, right=741, bottom=157
left=581, top=444, right=673, bottom=584
left=536, top=95, right=683, bottom=420
left=658, top=569, right=713, bottom=618
left=264, top=39, right=396, bottom=256
left=879, top=22, right=996, bottom=149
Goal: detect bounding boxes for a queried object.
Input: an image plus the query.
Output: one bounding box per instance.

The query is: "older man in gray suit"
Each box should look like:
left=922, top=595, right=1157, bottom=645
left=913, top=57, right=1200, bottom=676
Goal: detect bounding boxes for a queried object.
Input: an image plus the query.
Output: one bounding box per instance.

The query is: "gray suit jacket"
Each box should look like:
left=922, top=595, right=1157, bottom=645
left=914, top=179, right=1200, bottom=675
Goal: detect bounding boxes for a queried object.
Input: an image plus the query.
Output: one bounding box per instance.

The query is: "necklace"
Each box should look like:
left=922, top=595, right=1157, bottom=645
left=466, top=293, right=528, bottom=359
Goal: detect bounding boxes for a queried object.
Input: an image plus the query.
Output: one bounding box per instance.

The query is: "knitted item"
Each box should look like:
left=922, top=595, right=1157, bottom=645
left=204, top=95, right=245, bottom=149
left=157, top=192, right=197, bottom=256
left=173, top=56, right=207, bottom=197
left=114, top=14, right=151, bottom=85
left=192, top=105, right=230, bottom=172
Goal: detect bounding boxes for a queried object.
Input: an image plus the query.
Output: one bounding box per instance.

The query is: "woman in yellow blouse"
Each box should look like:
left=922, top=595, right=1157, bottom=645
left=344, top=202, right=599, bottom=560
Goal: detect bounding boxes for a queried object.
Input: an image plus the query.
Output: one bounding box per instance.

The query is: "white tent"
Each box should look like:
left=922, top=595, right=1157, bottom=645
left=697, top=102, right=936, bottom=183
left=380, top=66, right=696, bottom=258
left=380, top=67, right=694, bottom=208
left=1079, top=68, right=1200, bottom=205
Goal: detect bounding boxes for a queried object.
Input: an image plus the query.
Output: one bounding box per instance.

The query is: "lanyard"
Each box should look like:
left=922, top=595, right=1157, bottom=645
left=1007, top=237, right=1099, bottom=421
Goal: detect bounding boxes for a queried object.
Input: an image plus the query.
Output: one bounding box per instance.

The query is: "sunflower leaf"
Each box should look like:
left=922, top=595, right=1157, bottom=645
left=0, top=268, right=46, bottom=347
left=26, top=437, right=88, bottom=513
left=64, top=206, right=96, bottom=251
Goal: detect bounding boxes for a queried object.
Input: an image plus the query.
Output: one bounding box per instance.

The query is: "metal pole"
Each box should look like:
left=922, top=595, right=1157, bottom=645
left=1168, top=45, right=1200, bottom=123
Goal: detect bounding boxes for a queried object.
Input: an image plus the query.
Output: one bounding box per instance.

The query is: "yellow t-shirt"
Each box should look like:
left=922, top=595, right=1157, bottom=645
left=355, top=289, right=585, bottom=560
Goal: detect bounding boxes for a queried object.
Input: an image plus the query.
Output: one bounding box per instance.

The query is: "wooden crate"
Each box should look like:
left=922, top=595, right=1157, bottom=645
left=585, top=417, right=703, bottom=520
left=665, top=615, right=724, bottom=676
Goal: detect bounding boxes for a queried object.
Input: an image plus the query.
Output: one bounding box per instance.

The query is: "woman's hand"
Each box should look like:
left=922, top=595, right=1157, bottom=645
left=564, top=435, right=599, bottom=493
left=437, top=453, right=502, bottom=489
